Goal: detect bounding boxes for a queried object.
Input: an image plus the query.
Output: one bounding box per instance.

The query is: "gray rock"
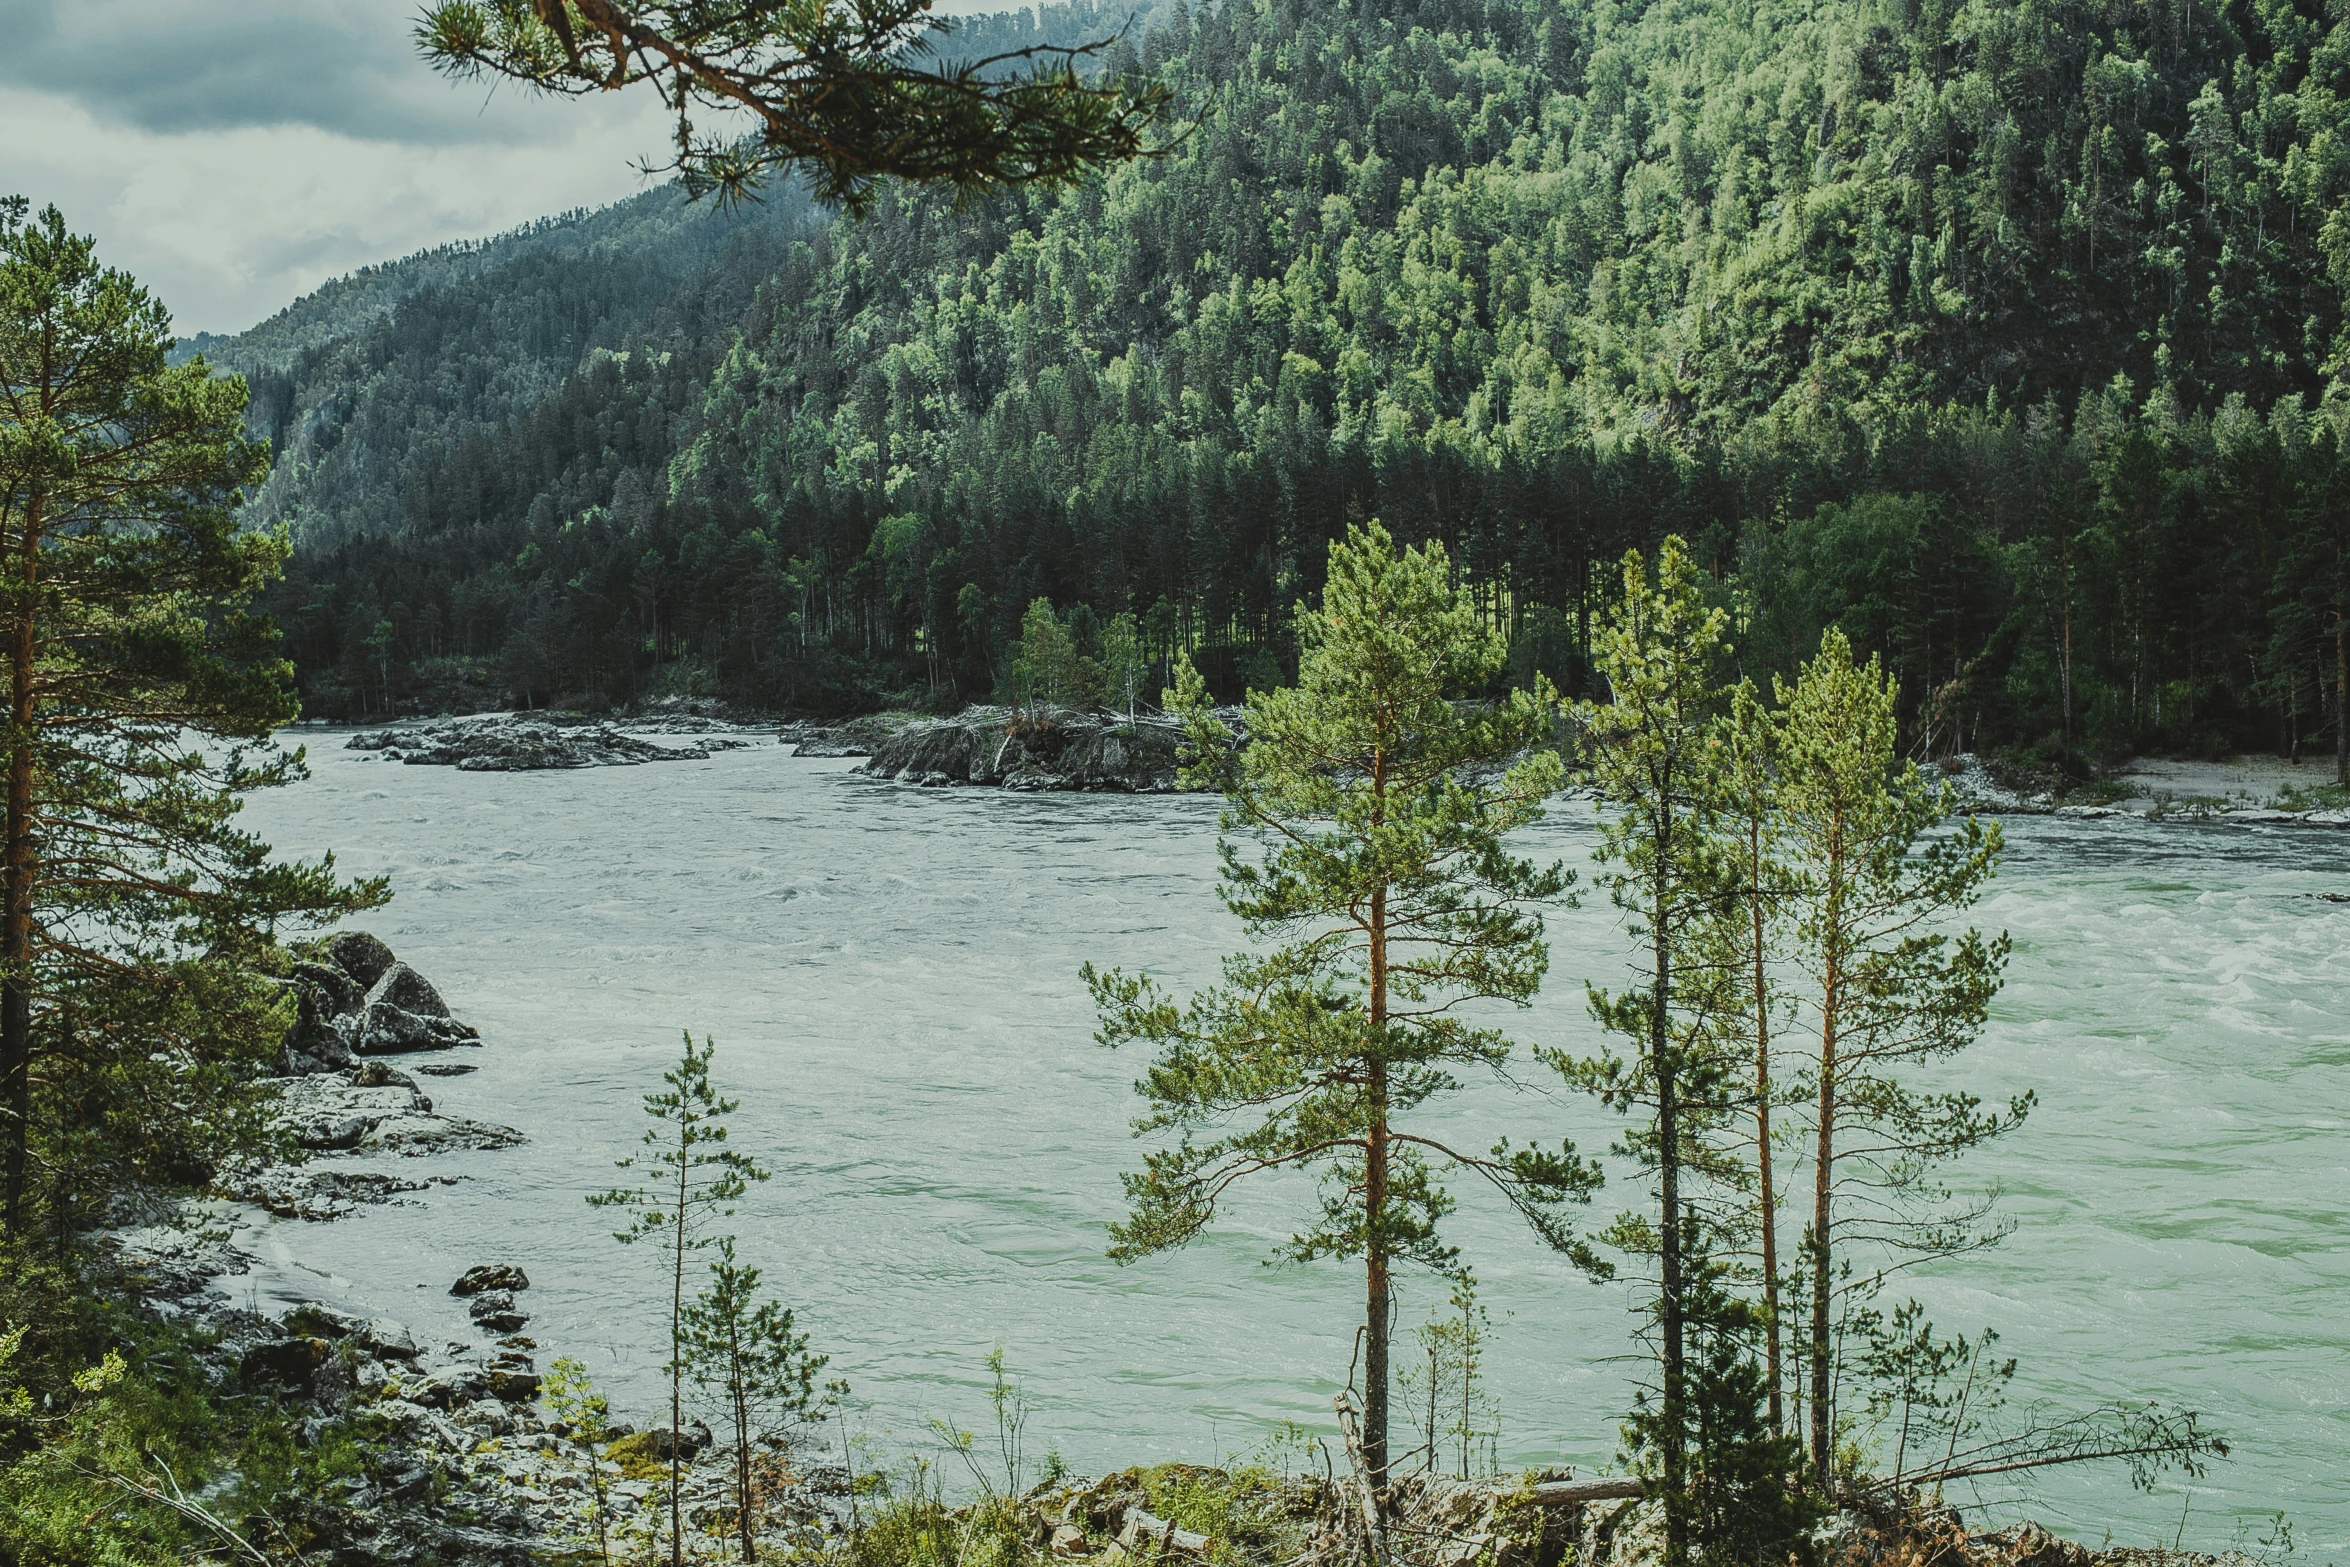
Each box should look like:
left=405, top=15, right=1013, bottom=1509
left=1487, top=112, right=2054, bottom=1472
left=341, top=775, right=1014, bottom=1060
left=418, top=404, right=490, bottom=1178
left=452, top=1264, right=530, bottom=1296
left=293, top=958, right=363, bottom=1016
left=354, top=1059, right=418, bottom=1090
left=326, top=931, right=398, bottom=989
left=367, top=962, right=452, bottom=1019
left=356, top=715, right=719, bottom=770
left=645, top=1419, right=715, bottom=1459
left=465, top=1290, right=518, bottom=1322
left=296, top=1115, right=373, bottom=1151
left=857, top=706, right=1197, bottom=792
left=284, top=1302, right=371, bottom=1339
left=410, top=1366, right=488, bottom=1409
left=485, top=1367, right=540, bottom=1402
left=242, top=1336, right=335, bottom=1385
left=352, top=1001, right=436, bottom=1054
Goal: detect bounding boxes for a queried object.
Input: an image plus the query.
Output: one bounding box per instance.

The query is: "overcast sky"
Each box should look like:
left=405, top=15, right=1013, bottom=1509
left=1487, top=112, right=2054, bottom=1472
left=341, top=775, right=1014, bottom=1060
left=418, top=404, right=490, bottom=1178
left=0, top=1, right=686, bottom=335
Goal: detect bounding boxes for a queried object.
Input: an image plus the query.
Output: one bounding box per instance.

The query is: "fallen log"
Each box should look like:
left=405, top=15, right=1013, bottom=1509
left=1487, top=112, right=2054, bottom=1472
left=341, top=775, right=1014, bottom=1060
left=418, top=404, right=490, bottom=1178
left=1118, top=1507, right=1214, bottom=1557
left=1527, top=1478, right=1645, bottom=1507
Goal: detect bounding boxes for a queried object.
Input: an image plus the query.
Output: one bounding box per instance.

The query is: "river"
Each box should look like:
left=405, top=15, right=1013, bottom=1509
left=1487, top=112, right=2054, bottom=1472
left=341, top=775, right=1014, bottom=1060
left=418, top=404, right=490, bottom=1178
left=233, top=736, right=2349, bottom=1552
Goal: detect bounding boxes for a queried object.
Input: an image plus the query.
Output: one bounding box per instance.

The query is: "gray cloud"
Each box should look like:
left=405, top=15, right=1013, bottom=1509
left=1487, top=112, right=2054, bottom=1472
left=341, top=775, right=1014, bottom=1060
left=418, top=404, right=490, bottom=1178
left=0, top=2, right=686, bottom=333
left=0, top=0, right=571, bottom=144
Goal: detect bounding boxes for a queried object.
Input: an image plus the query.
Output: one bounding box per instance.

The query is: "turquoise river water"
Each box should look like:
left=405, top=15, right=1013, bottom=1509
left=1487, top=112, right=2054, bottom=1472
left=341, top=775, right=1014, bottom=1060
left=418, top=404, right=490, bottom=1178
left=234, top=738, right=2348, bottom=1552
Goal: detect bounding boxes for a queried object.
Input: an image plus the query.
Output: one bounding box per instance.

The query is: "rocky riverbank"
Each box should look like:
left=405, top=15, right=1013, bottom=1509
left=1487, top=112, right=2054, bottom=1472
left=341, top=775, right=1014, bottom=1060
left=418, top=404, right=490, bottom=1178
left=1940, top=753, right=2350, bottom=826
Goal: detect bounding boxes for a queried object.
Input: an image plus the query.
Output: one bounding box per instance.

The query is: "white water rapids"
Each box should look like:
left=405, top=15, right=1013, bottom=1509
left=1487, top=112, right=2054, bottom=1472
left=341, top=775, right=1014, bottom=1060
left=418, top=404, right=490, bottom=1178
left=231, top=738, right=2348, bottom=1551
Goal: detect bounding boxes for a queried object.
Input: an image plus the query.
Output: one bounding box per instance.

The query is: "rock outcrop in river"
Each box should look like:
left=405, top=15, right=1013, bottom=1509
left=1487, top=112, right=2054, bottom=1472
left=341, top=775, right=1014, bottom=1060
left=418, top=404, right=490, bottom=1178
left=284, top=929, right=482, bottom=1069
left=856, top=707, right=1195, bottom=791
left=348, top=714, right=754, bottom=770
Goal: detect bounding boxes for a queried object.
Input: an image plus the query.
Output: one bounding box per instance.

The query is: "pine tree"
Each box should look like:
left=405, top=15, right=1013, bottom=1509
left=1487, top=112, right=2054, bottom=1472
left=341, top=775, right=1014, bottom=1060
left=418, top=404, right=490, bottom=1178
left=1085, top=520, right=1600, bottom=1499
left=1545, top=538, right=1732, bottom=1567
left=0, top=199, right=385, bottom=1239
left=1708, top=681, right=1791, bottom=1432
left=682, top=1237, right=832, bottom=1563
left=1774, top=629, right=2020, bottom=1484
left=593, top=1031, right=769, bottom=1567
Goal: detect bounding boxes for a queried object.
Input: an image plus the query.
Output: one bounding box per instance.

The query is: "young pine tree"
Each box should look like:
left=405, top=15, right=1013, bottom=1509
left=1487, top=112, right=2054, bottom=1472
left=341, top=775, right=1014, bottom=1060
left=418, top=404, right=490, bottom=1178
left=1085, top=520, right=1601, bottom=1497
left=1706, top=681, right=1793, bottom=1433
left=1546, top=538, right=1733, bottom=1567
left=682, top=1237, right=833, bottom=1563
left=1775, top=629, right=2020, bottom=1483
left=592, top=1031, right=769, bottom=1567
left=0, top=199, right=386, bottom=1241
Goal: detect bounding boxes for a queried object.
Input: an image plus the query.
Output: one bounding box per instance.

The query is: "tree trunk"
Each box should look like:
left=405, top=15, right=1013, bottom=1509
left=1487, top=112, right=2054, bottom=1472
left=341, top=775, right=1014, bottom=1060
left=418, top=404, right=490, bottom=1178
left=2335, top=618, right=2346, bottom=789
left=1751, top=814, right=1781, bottom=1435
left=733, top=1318, right=756, bottom=1563
left=1365, top=867, right=1391, bottom=1498
left=673, top=1137, right=689, bottom=1567
left=1808, top=822, right=1845, bottom=1483
left=1, top=486, right=38, bottom=1236
left=2059, top=587, right=2075, bottom=743
left=1653, top=789, right=1686, bottom=1567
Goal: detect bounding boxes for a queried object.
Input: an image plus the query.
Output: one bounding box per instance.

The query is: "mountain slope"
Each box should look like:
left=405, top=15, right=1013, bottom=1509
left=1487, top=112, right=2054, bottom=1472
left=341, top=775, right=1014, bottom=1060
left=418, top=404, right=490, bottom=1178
left=257, top=0, right=2350, bottom=756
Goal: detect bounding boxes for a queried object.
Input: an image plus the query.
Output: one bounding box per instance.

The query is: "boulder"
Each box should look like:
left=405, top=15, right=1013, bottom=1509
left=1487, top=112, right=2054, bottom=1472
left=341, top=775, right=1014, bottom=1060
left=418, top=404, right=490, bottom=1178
left=451, top=1264, right=530, bottom=1296
left=295, top=1115, right=372, bottom=1151
left=326, top=931, right=398, bottom=989
left=426, top=1016, right=481, bottom=1046
left=293, top=959, right=363, bottom=1017
left=351, top=1001, right=435, bottom=1054
left=290, top=1020, right=355, bottom=1070
left=353, top=1059, right=417, bottom=1090
left=645, top=1419, right=715, bottom=1460
left=408, top=1366, right=488, bottom=1410
left=465, top=1290, right=520, bottom=1322
left=484, top=1367, right=540, bottom=1403
left=242, top=1336, right=335, bottom=1385
left=361, top=1319, right=422, bottom=1361
left=283, top=1302, right=369, bottom=1340
left=367, top=962, right=452, bottom=1020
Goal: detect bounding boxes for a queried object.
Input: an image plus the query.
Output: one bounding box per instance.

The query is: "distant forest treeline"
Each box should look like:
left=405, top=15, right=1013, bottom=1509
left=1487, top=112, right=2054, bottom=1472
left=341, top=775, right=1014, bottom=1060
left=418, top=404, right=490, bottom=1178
left=233, top=0, right=2350, bottom=764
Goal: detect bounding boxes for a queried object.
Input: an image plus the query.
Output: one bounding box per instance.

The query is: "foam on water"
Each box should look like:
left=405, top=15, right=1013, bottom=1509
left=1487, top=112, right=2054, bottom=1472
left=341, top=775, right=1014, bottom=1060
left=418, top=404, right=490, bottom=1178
left=237, top=742, right=2349, bottom=1550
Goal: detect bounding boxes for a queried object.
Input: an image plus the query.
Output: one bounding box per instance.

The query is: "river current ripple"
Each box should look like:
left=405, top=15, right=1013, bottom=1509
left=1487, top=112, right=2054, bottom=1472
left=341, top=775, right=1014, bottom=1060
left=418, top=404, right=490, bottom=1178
left=234, top=740, right=2349, bottom=1551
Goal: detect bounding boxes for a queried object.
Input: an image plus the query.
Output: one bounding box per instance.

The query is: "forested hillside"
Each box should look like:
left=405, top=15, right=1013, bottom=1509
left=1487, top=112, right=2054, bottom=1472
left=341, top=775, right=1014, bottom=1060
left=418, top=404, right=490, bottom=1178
left=259, top=0, right=2350, bottom=765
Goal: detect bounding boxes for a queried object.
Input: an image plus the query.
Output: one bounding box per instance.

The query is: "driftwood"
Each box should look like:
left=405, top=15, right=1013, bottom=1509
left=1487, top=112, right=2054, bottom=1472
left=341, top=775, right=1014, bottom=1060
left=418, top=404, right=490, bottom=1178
left=1119, top=1507, right=1215, bottom=1557
left=1527, top=1478, right=1644, bottom=1507
left=1333, top=1392, right=1389, bottom=1567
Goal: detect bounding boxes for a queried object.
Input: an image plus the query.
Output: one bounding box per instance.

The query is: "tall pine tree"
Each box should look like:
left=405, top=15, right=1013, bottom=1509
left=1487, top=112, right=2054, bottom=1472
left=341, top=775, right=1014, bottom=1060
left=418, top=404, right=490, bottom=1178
left=0, top=199, right=383, bottom=1240
left=1086, top=520, right=1600, bottom=1498
left=1775, top=629, right=2018, bottom=1482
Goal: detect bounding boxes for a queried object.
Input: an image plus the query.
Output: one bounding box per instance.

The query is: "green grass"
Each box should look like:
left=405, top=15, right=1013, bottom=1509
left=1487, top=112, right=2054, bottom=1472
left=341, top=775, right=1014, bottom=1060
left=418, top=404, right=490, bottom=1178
left=2268, top=780, right=2350, bottom=811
